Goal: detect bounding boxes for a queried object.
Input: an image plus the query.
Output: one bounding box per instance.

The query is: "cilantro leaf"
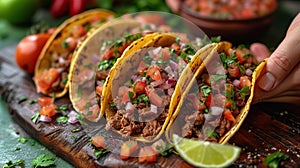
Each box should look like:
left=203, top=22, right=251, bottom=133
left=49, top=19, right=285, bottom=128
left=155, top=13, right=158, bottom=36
left=3, top=159, right=24, bottom=168
left=18, top=137, right=27, bottom=144
left=94, top=148, right=110, bottom=159
left=56, top=115, right=68, bottom=124
left=200, top=85, right=211, bottom=97
left=264, top=151, right=289, bottom=168
left=239, top=86, right=250, bottom=99
left=32, top=154, right=56, bottom=168
left=31, top=112, right=40, bottom=124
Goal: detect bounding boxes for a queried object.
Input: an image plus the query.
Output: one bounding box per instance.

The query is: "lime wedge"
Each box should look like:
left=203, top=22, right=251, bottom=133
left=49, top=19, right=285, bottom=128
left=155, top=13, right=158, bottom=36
left=173, top=134, right=241, bottom=168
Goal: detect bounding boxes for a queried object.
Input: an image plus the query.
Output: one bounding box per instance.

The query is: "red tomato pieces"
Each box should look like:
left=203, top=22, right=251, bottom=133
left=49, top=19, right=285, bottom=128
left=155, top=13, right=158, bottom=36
left=148, top=90, right=163, bottom=107
left=91, top=134, right=106, bottom=148
left=224, top=109, right=236, bottom=122
left=38, top=97, right=54, bottom=107
left=39, top=104, right=57, bottom=117
left=134, top=81, right=147, bottom=94
left=120, top=140, right=138, bottom=160
left=239, top=76, right=251, bottom=89
left=34, top=68, right=60, bottom=94
left=138, top=146, right=157, bottom=163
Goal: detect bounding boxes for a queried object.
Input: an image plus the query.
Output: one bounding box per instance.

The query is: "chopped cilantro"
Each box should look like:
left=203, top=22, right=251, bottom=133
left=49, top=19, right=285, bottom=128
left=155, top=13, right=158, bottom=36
left=71, top=128, right=81, bottom=133
left=29, top=99, right=38, bottom=104
left=132, top=94, right=150, bottom=107
left=31, top=112, right=40, bottom=124
left=3, top=159, right=24, bottom=168
left=62, top=41, right=68, bottom=49
left=18, top=95, right=27, bottom=103
left=237, top=44, right=246, bottom=50
left=31, top=153, right=56, bottom=168
left=71, top=136, right=78, bottom=141
left=18, top=137, right=27, bottom=144
left=109, top=103, right=117, bottom=108
left=238, top=63, right=245, bottom=75
left=200, top=85, right=211, bottom=97
left=210, top=36, right=221, bottom=43
left=175, top=37, right=180, bottom=44
left=84, top=102, right=91, bottom=109
left=204, top=128, right=219, bottom=139
left=239, top=86, right=250, bottom=99
left=143, top=55, right=152, bottom=65
left=57, top=104, right=68, bottom=111
left=62, top=77, right=68, bottom=85
left=56, top=115, right=68, bottom=124
left=94, top=148, right=109, bottom=159
left=264, top=151, right=289, bottom=168
left=98, top=57, right=117, bottom=70
left=128, top=91, right=135, bottom=101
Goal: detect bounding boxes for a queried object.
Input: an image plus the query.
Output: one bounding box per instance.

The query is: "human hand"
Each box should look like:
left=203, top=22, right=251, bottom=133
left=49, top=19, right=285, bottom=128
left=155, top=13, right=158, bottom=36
left=252, top=13, right=300, bottom=104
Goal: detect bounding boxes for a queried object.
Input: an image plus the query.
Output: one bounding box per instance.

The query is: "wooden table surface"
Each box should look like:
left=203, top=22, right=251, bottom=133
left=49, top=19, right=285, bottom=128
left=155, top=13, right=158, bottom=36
left=1, top=1, right=300, bottom=167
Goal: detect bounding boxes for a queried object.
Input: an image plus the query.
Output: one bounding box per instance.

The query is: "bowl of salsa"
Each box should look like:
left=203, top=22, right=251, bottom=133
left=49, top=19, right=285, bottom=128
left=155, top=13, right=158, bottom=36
left=170, top=0, right=278, bottom=43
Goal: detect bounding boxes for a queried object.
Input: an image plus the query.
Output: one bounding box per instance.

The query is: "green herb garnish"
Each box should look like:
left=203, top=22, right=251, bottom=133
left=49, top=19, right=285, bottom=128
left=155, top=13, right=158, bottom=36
left=29, top=99, right=38, bottom=104
left=18, top=137, right=27, bottom=144
left=200, top=85, right=211, bottom=97
left=71, top=128, right=81, bottom=133
left=19, top=95, right=27, bottom=103
left=56, top=115, right=68, bottom=124
left=32, top=153, right=56, bottom=168
left=31, top=112, right=40, bottom=124
left=239, top=86, right=250, bottom=99
left=94, top=148, right=109, bottom=159
left=210, top=36, right=221, bottom=43
left=57, top=104, right=68, bottom=111
left=3, top=159, right=24, bottom=168
left=264, top=151, right=289, bottom=168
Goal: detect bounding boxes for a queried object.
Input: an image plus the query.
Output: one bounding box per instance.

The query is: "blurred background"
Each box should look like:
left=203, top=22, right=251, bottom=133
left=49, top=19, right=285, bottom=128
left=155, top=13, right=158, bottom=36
left=0, top=0, right=299, bottom=49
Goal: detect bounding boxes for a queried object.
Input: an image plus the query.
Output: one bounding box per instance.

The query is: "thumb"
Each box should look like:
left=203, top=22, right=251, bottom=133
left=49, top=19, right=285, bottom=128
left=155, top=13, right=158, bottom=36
left=258, top=13, right=300, bottom=91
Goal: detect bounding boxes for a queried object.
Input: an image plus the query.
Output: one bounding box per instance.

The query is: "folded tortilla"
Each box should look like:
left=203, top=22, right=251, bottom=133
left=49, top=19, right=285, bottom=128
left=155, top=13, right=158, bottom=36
left=34, top=9, right=114, bottom=98
left=165, top=41, right=267, bottom=144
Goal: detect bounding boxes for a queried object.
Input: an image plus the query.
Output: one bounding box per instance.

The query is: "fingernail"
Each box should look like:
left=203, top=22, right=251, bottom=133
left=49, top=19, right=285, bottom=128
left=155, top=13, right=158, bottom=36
left=258, top=72, right=276, bottom=91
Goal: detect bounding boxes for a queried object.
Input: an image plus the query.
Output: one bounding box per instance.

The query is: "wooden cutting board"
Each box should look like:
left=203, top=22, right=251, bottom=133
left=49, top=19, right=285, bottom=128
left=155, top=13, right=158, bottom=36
left=0, top=45, right=299, bottom=168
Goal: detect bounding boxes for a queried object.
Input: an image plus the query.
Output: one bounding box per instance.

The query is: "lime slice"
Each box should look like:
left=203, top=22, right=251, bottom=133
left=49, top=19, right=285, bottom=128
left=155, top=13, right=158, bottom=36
left=173, top=134, right=241, bottom=168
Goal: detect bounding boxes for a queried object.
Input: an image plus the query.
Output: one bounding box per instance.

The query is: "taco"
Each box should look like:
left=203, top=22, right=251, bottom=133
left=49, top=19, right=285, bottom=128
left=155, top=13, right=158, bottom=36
left=33, top=9, right=114, bottom=98
left=165, top=42, right=266, bottom=144
left=101, top=32, right=216, bottom=142
left=68, top=17, right=175, bottom=121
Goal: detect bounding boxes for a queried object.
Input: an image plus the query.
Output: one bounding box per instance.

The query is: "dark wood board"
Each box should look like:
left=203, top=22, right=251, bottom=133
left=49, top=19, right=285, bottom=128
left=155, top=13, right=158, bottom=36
left=1, top=46, right=299, bottom=168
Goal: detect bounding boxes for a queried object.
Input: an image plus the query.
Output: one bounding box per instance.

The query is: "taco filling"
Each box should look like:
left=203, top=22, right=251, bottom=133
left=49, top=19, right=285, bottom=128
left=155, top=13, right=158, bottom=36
left=175, top=44, right=258, bottom=142
left=105, top=37, right=199, bottom=138
left=34, top=16, right=108, bottom=95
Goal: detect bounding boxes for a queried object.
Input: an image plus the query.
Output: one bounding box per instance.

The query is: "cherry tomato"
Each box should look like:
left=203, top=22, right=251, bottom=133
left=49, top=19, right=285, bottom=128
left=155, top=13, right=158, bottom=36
left=38, top=97, right=55, bottom=107
left=120, top=140, right=138, bottom=160
left=69, top=0, right=87, bottom=16
left=91, top=134, right=106, bottom=148
left=50, top=0, right=69, bottom=18
left=15, top=33, right=51, bottom=74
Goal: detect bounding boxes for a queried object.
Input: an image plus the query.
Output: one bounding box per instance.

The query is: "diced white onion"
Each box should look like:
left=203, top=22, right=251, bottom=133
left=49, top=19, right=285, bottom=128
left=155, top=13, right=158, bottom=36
left=210, top=106, right=224, bottom=116
left=170, top=60, right=178, bottom=71
left=39, top=115, right=52, bottom=122
left=58, top=57, right=66, bottom=63
left=125, top=102, right=134, bottom=111
left=150, top=79, right=165, bottom=87
left=245, top=69, right=253, bottom=76
left=150, top=104, right=158, bottom=113
left=233, top=79, right=240, bottom=87
left=68, top=111, right=79, bottom=124
left=204, top=114, right=214, bottom=121
left=168, top=88, right=174, bottom=96
left=96, top=80, right=104, bottom=86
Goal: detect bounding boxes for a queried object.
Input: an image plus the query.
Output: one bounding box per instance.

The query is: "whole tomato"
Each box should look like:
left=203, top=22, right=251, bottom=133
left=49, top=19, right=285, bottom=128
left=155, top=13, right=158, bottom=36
left=15, top=33, right=51, bottom=74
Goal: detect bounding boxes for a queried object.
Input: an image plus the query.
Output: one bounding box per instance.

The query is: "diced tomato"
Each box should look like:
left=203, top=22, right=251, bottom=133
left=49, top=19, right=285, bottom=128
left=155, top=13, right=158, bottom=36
left=63, top=37, right=77, bottom=52
left=227, top=63, right=240, bottom=78
left=122, top=88, right=135, bottom=103
left=147, top=65, right=162, bottom=81
left=236, top=49, right=246, bottom=64
left=205, top=94, right=212, bottom=107
left=239, top=76, right=251, bottom=89
left=224, top=109, right=236, bottom=122
left=240, top=8, right=256, bottom=19
left=145, top=85, right=154, bottom=96
left=161, top=48, right=171, bottom=61
left=103, top=48, right=114, bottom=60
left=134, top=81, right=147, bottom=94
left=225, top=99, right=232, bottom=109
left=71, top=25, right=87, bottom=38
left=189, top=94, right=206, bottom=111
left=201, top=73, right=210, bottom=85
left=91, top=134, right=106, bottom=148
left=96, top=85, right=103, bottom=96
left=148, top=90, right=163, bottom=107
left=39, top=104, right=57, bottom=117
left=34, top=68, right=60, bottom=94
left=137, top=61, right=147, bottom=74
left=38, top=97, right=54, bottom=107
left=85, top=104, right=100, bottom=120
left=138, top=146, right=157, bottom=163
left=120, top=140, right=138, bottom=160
